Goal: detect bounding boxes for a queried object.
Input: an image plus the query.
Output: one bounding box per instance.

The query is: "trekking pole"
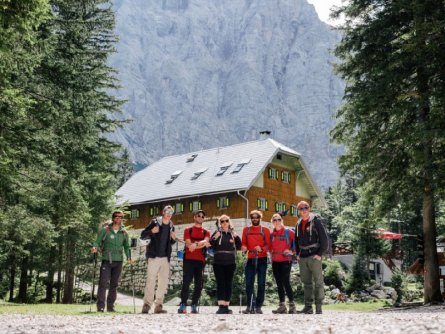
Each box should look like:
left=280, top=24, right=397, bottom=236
left=89, top=252, right=97, bottom=313
left=252, top=250, right=259, bottom=313
left=130, top=260, right=136, bottom=314
left=239, top=252, right=247, bottom=314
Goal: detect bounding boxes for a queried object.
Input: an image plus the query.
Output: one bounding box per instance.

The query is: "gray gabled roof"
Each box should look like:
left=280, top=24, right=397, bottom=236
left=116, top=138, right=325, bottom=206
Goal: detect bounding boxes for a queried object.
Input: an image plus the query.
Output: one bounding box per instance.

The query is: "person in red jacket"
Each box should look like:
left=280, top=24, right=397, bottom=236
left=269, top=213, right=296, bottom=314
left=178, top=210, right=211, bottom=314
left=241, top=210, right=270, bottom=314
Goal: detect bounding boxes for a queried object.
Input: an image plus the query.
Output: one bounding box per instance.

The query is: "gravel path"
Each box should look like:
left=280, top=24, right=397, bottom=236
left=1, top=306, right=445, bottom=334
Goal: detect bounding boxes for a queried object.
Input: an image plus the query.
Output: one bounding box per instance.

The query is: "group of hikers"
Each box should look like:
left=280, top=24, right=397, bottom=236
left=92, top=201, right=328, bottom=315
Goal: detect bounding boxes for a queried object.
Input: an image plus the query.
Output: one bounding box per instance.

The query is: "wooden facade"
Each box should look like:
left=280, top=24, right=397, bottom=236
left=126, top=161, right=312, bottom=230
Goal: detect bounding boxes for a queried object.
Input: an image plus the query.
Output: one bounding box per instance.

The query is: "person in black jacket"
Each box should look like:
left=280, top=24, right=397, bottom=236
left=140, top=205, right=176, bottom=314
left=210, top=215, right=241, bottom=314
left=294, top=201, right=328, bottom=315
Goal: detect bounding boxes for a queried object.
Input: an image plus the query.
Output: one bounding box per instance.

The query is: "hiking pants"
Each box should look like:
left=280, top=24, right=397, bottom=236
left=272, top=261, right=294, bottom=303
left=299, top=256, right=324, bottom=306
left=97, top=261, right=123, bottom=310
left=180, top=259, right=205, bottom=305
left=245, top=257, right=267, bottom=309
left=143, top=257, right=170, bottom=307
left=213, top=263, right=236, bottom=302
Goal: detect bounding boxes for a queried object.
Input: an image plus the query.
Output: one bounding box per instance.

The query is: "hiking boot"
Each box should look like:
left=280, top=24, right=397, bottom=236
left=191, top=304, right=199, bottom=314
left=254, top=307, right=263, bottom=314
left=242, top=307, right=253, bottom=314
left=272, top=302, right=287, bottom=314
left=154, top=304, right=167, bottom=314
left=178, top=303, right=187, bottom=314
left=141, top=303, right=150, bottom=314
left=216, top=305, right=226, bottom=314
left=106, top=305, right=115, bottom=312
left=97, top=307, right=104, bottom=313
left=297, top=305, right=313, bottom=314
left=315, top=304, right=322, bottom=314
left=288, top=302, right=297, bottom=314
left=226, top=307, right=233, bottom=314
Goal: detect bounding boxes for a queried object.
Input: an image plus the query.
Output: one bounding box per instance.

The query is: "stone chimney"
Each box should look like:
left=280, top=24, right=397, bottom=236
left=259, top=131, right=271, bottom=140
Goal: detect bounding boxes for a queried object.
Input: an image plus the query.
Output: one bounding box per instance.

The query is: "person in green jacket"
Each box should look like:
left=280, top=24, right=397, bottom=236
left=91, top=210, right=132, bottom=312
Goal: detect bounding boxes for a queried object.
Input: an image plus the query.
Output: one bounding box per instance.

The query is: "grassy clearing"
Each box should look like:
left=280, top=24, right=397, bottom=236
left=0, top=300, right=387, bottom=315
left=0, top=302, right=135, bottom=316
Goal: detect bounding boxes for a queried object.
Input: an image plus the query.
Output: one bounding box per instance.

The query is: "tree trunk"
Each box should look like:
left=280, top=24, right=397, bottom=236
left=9, top=262, right=15, bottom=302
left=17, top=256, right=28, bottom=303
left=45, top=246, right=57, bottom=303
left=422, top=187, right=443, bottom=303
left=56, top=240, right=63, bottom=303
left=62, top=230, right=76, bottom=304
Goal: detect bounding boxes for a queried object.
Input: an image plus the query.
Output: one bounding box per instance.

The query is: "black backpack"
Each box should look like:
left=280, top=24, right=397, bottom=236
left=296, top=215, right=333, bottom=258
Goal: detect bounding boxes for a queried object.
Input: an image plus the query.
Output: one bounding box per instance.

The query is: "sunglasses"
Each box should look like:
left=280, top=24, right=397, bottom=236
left=273, top=218, right=282, bottom=222
left=114, top=216, right=124, bottom=219
left=299, top=207, right=309, bottom=211
left=165, top=210, right=174, bottom=215
left=250, top=216, right=260, bottom=220
left=220, top=219, right=229, bottom=223
left=196, top=214, right=205, bottom=218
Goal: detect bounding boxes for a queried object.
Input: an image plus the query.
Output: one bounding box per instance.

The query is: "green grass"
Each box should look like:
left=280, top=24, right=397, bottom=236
left=0, top=300, right=387, bottom=315
left=323, top=300, right=388, bottom=312
left=0, top=302, right=136, bottom=316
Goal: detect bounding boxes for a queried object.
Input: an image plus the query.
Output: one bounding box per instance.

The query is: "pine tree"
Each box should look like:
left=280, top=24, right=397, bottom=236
left=333, top=0, right=445, bottom=303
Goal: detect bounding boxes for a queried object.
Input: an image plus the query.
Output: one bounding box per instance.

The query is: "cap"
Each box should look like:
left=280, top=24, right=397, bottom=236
left=193, top=209, right=206, bottom=216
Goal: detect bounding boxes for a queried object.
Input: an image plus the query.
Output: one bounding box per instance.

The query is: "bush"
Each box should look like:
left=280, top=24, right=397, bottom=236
left=323, top=259, right=345, bottom=289
left=391, top=270, right=406, bottom=305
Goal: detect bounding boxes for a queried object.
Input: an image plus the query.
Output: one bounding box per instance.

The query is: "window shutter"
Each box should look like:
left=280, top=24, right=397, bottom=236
left=198, top=201, right=202, bottom=209
left=275, top=202, right=278, bottom=212
left=265, top=200, right=268, bottom=211
left=283, top=204, right=286, bottom=211
left=189, top=203, right=193, bottom=211
left=181, top=204, right=184, bottom=212
left=268, top=168, right=272, bottom=178
left=217, top=199, right=220, bottom=208
left=257, top=199, right=260, bottom=208
left=150, top=208, right=154, bottom=216
left=288, top=173, right=291, bottom=183
left=281, top=171, right=284, bottom=181
left=225, top=198, right=230, bottom=207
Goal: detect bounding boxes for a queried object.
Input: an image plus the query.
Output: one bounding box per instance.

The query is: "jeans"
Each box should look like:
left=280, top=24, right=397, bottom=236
left=272, top=261, right=294, bottom=303
left=180, top=259, right=205, bottom=305
left=96, top=261, right=123, bottom=310
left=213, top=263, right=236, bottom=302
left=245, top=257, right=267, bottom=309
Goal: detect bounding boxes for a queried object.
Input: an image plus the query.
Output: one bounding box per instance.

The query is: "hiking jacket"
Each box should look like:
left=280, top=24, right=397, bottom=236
left=210, top=230, right=241, bottom=265
left=241, top=225, right=270, bottom=259
left=294, top=213, right=328, bottom=258
left=93, top=223, right=131, bottom=262
left=270, top=227, right=295, bottom=262
left=140, top=217, right=176, bottom=262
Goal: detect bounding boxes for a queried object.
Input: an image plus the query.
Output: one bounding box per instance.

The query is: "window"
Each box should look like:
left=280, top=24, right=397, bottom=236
left=282, top=171, right=291, bottom=183
left=290, top=205, right=298, bottom=217
left=166, top=170, right=183, bottom=184
left=231, top=158, right=251, bottom=174
left=175, top=203, right=184, bottom=214
left=217, top=196, right=230, bottom=208
left=189, top=201, right=202, bottom=212
left=216, top=162, right=233, bottom=176
left=191, top=167, right=208, bottom=180
left=149, top=207, right=160, bottom=216
left=130, top=209, right=140, bottom=219
left=257, top=198, right=268, bottom=211
left=268, top=167, right=279, bottom=180
left=274, top=202, right=286, bottom=212
left=186, top=154, right=198, bottom=162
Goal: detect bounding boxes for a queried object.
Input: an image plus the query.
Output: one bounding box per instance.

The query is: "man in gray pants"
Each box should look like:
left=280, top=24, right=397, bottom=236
left=294, top=201, right=328, bottom=314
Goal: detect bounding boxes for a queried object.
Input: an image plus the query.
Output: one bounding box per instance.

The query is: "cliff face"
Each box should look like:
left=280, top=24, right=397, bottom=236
left=110, top=0, right=344, bottom=187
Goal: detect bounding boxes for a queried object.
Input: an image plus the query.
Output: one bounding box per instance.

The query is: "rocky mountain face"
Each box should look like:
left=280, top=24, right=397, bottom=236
left=110, top=0, right=344, bottom=187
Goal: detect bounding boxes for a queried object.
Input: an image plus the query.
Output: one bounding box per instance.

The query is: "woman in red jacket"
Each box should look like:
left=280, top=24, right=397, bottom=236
left=269, top=213, right=296, bottom=314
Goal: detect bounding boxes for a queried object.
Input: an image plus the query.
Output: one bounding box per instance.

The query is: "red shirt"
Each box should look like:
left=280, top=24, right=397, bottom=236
left=184, top=226, right=210, bottom=262
left=241, top=225, right=270, bottom=259
left=270, top=228, right=295, bottom=262
left=301, top=219, right=309, bottom=236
